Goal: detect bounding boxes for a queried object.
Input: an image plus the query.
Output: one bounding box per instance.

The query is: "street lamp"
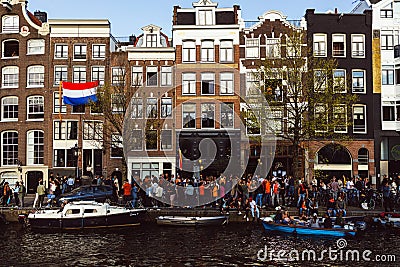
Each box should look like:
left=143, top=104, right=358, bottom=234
left=71, top=143, right=80, bottom=178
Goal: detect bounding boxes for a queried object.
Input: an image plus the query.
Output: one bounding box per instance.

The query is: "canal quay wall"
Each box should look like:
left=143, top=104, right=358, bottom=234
left=0, top=206, right=382, bottom=223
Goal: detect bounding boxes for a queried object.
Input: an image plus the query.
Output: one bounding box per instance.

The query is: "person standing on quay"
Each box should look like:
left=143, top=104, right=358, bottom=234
left=122, top=180, right=132, bottom=204
left=19, top=181, right=26, bottom=207
left=2, top=182, right=11, bottom=206
left=36, top=181, right=46, bottom=208
left=13, top=181, right=20, bottom=207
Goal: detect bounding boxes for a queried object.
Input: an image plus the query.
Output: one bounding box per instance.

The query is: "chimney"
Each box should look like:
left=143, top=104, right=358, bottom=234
left=34, top=10, right=47, bottom=23
left=129, top=35, right=136, bottom=45
left=335, top=8, right=338, bottom=14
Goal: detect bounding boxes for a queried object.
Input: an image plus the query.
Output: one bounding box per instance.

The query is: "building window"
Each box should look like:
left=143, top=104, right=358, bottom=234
left=201, top=40, right=214, bottom=62
left=333, top=105, right=347, bottom=133
left=332, top=34, right=346, bottom=57
left=182, top=41, right=196, bottom=63
left=92, top=44, right=105, bottom=59
left=246, top=38, right=259, bottom=58
left=1, top=96, right=18, bottom=121
left=220, top=72, right=233, bottom=94
left=2, top=66, right=18, bottom=88
left=352, top=70, right=365, bottom=93
left=221, top=103, right=234, bottom=129
left=54, top=149, right=76, bottom=168
left=132, top=66, right=143, bottom=86
left=73, top=66, right=86, bottom=83
left=182, top=73, right=196, bottom=95
left=353, top=105, right=366, bottom=133
left=54, top=121, right=66, bottom=140
left=131, top=98, right=143, bottom=118
left=183, top=103, right=196, bottom=129
left=146, top=66, right=158, bottom=86
left=381, top=30, right=394, bottom=50
left=145, top=130, right=158, bottom=150
left=112, top=67, right=125, bottom=86
left=315, top=104, right=328, bottom=132
left=220, top=40, right=233, bottom=62
left=2, top=131, right=18, bottom=166
left=161, top=66, right=172, bottom=86
left=314, top=70, right=327, bottom=92
left=146, top=98, right=158, bottom=118
left=27, top=95, right=44, bottom=120
left=2, top=15, right=19, bottom=33
left=73, top=44, right=87, bottom=60
left=246, top=72, right=260, bottom=96
left=111, top=134, right=123, bottom=158
left=161, top=130, right=172, bottom=150
left=266, top=38, right=281, bottom=58
left=131, top=130, right=143, bottom=151
left=55, top=44, right=68, bottom=59
left=146, top=34, right=157, bottom=47
left=286, top=39, right=300, bottom=58
left=27, top=39, right=45, bottom=55
left=313, top=34, right=327, bottom=57
left=2, top=133, right=18, bottom=166
left=161, top=98, right=172, bottom=118
left=73, top=105, right=86, bottom=114
left=333, top=69, right=346, bottom=93
left=112, top=94, right=125, bottom=114
left=83, top=121, right=103, bottom=140
left=358, top=148, right=369, bottom=165
left=198, top=10, right=213, bottom=25
left=67, top=121, right=78, bottom=140
left=382, top=68, right=394, bottom=85
left=381, top=3, right=393, bottom=18
left=201, top=73, right=215, bottom=95
left=27, top=130, right=44, bottom=165
left=201, top=103, right=215, bottom=128
left=53, top=92, right=66, bottom=114
left=54, top=66, right=68, bottom=85
left=2, top=39, right=19, bottom=57
left=92, top=66, right=105, bottom=85
left=27, top=65, right=44, bottom=87
left=351, top=34, right=365, bottom=57
left=382, top=104, right=395, bottom=121
left=270, top=108, right=283, bottom=134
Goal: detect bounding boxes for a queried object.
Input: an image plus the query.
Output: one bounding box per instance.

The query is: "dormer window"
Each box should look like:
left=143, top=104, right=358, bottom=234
left=146, top=34, right=157, bottom=47
left=198, top=10, right=213, bottom=25
left=2, top=15, right=19, bottom=33
left=381, top=3, right=393, bottom=18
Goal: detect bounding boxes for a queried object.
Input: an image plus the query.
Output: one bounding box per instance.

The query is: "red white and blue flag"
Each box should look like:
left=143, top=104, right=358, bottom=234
left=62, top=81, right=99, bottom=106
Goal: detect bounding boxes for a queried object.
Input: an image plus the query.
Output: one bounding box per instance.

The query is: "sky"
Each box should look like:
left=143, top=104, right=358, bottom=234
left=27, top=0, right=358, bottom=37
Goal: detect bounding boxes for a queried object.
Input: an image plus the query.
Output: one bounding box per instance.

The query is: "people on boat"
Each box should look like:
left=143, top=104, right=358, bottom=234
left=309, top=213, right=320, bottom=228
left=274, top=206, right=283, bottom=223
left=282, top=210, right=293, bottom=225
left=122, top=180, right=132, bottom=204
left=334, top=210, right=345, bottom=227
left=323, top=213, right=332, bottom=229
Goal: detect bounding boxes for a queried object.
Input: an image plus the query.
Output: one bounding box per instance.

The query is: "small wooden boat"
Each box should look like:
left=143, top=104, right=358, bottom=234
left=156, top=215, right=228, bottom=226
left=261, top=217, right=357, bottom=237
left=28, top=201, right=146, bottom=230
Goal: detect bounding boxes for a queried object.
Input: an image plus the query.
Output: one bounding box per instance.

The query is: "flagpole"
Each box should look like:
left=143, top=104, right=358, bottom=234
left=59, top=81, right=63, bottom=122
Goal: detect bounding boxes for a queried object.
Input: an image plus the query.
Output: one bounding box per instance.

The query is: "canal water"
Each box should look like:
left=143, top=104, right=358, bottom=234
left=0, top=223, right=399, bottom=266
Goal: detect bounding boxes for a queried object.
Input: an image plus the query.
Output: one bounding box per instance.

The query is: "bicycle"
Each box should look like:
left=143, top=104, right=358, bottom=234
left=125, top=198, right=144, bottom=209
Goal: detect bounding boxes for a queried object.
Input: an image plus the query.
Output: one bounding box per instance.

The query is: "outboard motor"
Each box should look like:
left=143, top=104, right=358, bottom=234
left=18, top=214, right=28, bottom=226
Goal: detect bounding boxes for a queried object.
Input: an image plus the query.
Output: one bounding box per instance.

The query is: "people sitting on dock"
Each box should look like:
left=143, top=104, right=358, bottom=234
left=323, top=213, right=332, bottom=229
left=298, top=198, right=308, bottom=216
left=274, top=206, right=283, bottom=223
left=326, top=195, right=336, bottom=217
left=309, top=213, right=320, bottom=228
left=334, top=210, right=345, bottom=227
left=335, top=196, right=347, bottom=217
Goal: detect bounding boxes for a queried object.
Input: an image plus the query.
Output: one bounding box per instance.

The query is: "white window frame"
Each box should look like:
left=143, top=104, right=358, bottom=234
left=145, top=129, right=158, bottom=151
left=131, top=129, right=143, bottom=151
left=27, top=95, right=44, bottom=121
left=220, top=40, right=233, bottom=62
left=352, top=69, right=365, bottom=94
left=73, top=66, right=86, bottom=83
left=201, top=103, right=215, bottom=129
left=201, top=72, right=215, bottom=95
left=1, top=131, right=18, bottom=166
left=92, top=44, right=106, bottom=59
left=27, top=65, right=44, bottom=88
left=182, top=103, right=196, bottom=129
left=182, top=73, right=196, bottom=95
left=315, top=104, right=328, bottom=133
left=198, top=9, right=213, bottom=25
left=131, top=98, right=143, bottom=119
left=266, top=38, right=281, bottom=58
left=313, top=34, right=327, bottom=57
left=1, top=96, right=18, bottom=122
left=314, top=69, right=327, bottom=92
left=220, top=72, right=234, bottom=95
left=26, top=130, right=44, bottom=165
left=73, top=44, right=87, bottom=60
left=161, top=66, right=172, bottom=86
left=182, top=41, right=196, bottom=63
left=2, top=15, right=19, bottom=33
left=54, top=66, right=68, bottom=85
left=2, top=66, right=18, bottom=88
left=112, top=67, right=125, bottom=86
left=146, top=98, right=158, bottom=118
left=2, top=39, right=19, bottom=58
left=161, top=129, right=173, bottom=151
left=111, top=134, right=123, bottom=158
left=161, top=97, right=172, bottom=118
left=333, top=105, right=348, bottom=133
left=332, top=34, right=346, bottom=57
left=351, top=34, right=365, bottom=58
left=27, top=39, right=45, bottom=55
left=55, top=44, right=68, bottom=59
left=220, top=103, right=234, bottom=129
left=131, top=66, right=143, bottom=86
left=83, top=121, right=103, bottom=140
left=246, top=38, right=259, bottom=59
left=91, top=66, right=105, bottom=85
left=201, top=40, right=214, bottom=62
left=146, top=66, right=158, bottom=87
left=353, top=105, right=367, bottom=134
left=333, top=69, right=346, bottom=93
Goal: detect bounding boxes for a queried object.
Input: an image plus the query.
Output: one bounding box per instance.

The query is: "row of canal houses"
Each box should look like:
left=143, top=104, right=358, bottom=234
left=0, top=0, right=398, bottom=192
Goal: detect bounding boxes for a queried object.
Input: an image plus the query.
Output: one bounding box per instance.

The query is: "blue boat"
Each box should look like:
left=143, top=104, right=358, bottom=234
left=261, top=218, right=357, bottom=237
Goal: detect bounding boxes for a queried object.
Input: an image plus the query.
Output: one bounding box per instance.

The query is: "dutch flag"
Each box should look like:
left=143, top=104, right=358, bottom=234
left=62, top=81, right=99, bottom=106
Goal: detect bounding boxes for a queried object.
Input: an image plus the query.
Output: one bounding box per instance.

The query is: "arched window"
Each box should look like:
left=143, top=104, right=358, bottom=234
left=1, top=96, right=18, bottom=121
left=317, top=144, right=351, bottom=164
left=2, top=66, right=19, bottom=88
left=27, top=130, right=44, bottom=165
left=27, top=39, right=45, bottom=55
left=358, top=148, right=369, bottom=165
left=27, top=95, right=44, bottom=120
left=27, top=65, right=45, bottom=87
left=2, top=15, right=19, bottom=33
left=2, top=39, right=19, bottom=57
left=1, top=131, right=18, bottom=166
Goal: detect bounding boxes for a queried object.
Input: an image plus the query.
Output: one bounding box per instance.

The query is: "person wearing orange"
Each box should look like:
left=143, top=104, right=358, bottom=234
left=122, top=180, right=132, bottom=204
left=263, top=178, right=271, bottom=207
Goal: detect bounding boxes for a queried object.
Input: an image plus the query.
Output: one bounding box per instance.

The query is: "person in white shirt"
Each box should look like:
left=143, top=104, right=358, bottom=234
left=249, top=197, right=260, bottom=221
